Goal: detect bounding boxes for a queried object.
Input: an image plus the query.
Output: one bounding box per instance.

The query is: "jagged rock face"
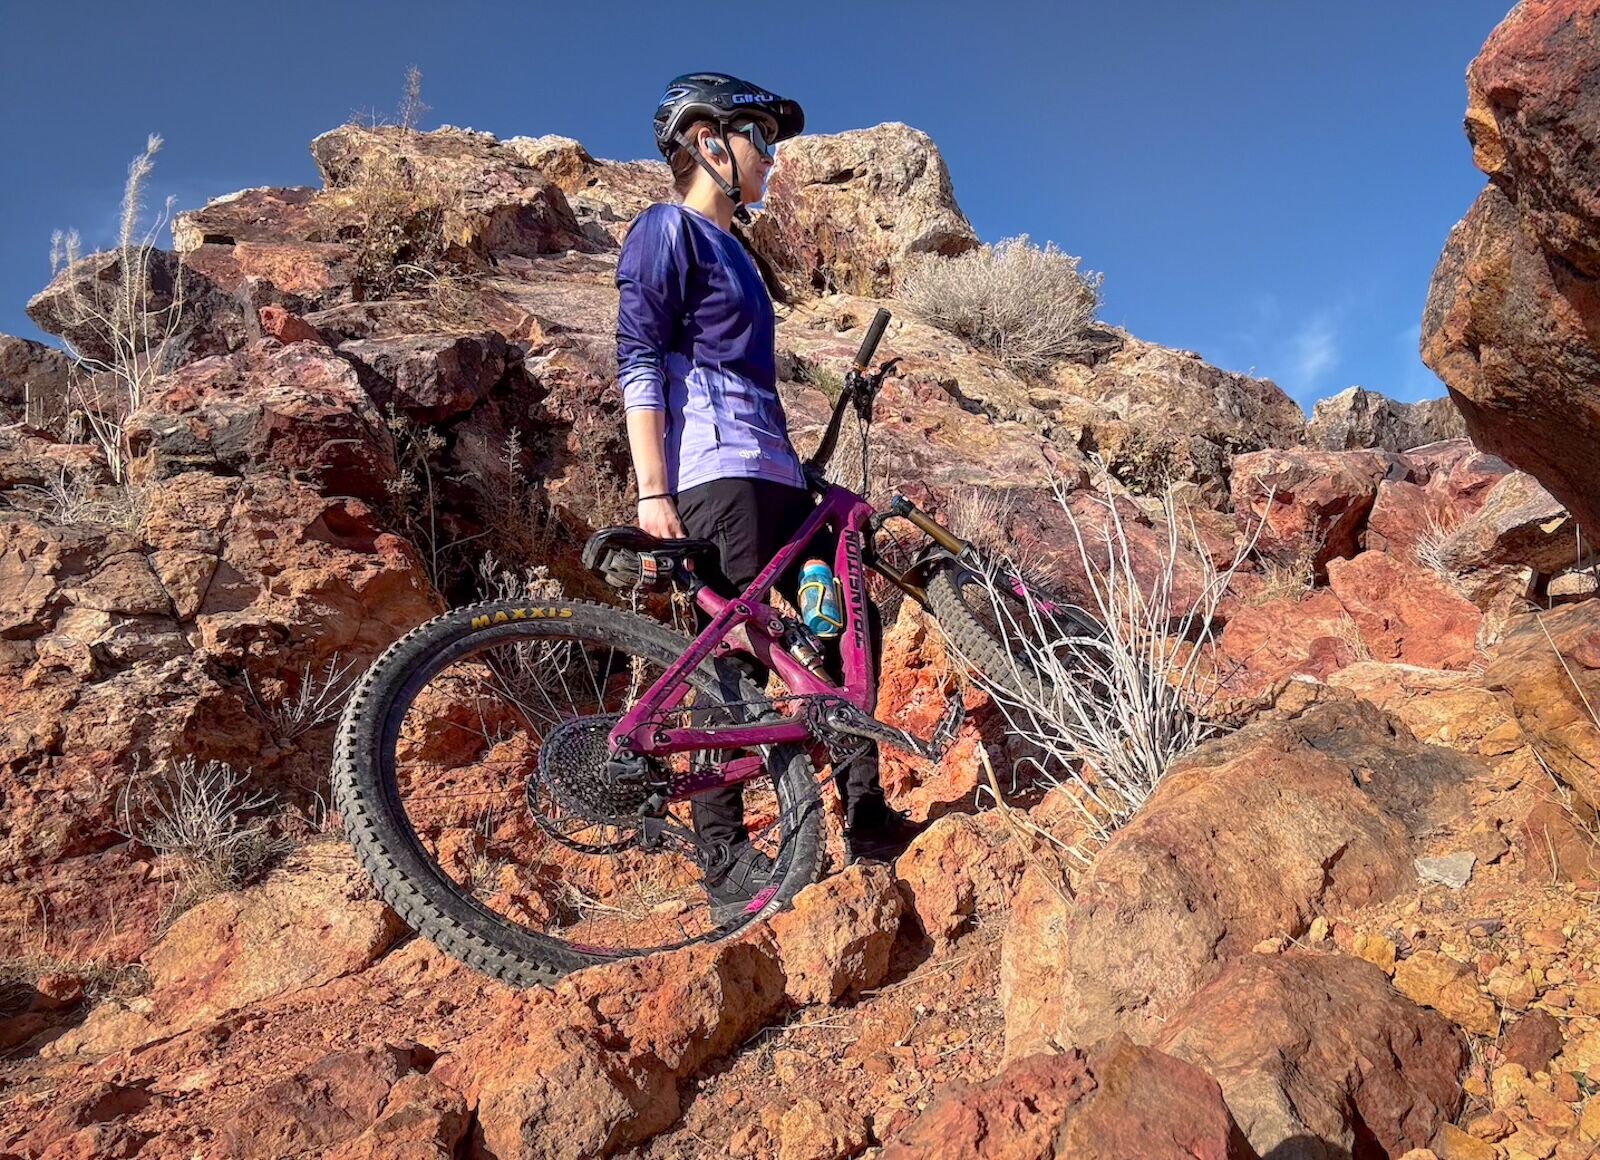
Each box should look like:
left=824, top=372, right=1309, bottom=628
left=506, top=135, right=674, bottom=248
left=1485, top=601, right=1600, bottom=812
left=1466, top=0, right=1600, bottom=279
left=1305, top=386, right=1466, bottom=452
left=0, top=336, right=73, bottom=428
left=1422, top=0, right=1600, bottom=539
left=1045, top=336, right=1306, bottom=503
left=750, top=123, right=979, bottom=297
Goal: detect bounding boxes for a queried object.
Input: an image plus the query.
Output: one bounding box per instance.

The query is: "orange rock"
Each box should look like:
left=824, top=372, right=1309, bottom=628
left=1433, top=1122, right=1497, bottom=1160
left=1003, top=697, right=1477, bottom=1053
left=776, top=1097, right=870, bottom=1160
left=1327, top=662, right=1520, bottom=755
left=1326, top=551, right=1482, bottom=670
left=879, top=1037, right=1253, bottom=1160
left=771, top=862, right=904, bottom=1006
left=1393, top=952, right=1500, bottom=1036
left=894, top=810, right=1027, bottom=948
left=1485, top=603, right=1600, bottom=811
left=1157, top=953, right=1465, bottom=1158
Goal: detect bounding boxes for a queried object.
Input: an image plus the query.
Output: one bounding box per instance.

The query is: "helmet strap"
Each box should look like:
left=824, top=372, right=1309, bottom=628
left=680, top=127, right=752, bottom=224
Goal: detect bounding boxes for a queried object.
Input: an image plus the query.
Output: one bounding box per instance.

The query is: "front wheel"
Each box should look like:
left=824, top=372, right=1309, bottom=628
left=332, top=598, right=822, bottom=987
left=923, top=559, right=1071, bottom=709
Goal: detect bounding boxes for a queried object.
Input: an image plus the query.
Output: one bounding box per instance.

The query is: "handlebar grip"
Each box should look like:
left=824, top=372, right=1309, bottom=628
left=853, top=309, right=891, bottom=370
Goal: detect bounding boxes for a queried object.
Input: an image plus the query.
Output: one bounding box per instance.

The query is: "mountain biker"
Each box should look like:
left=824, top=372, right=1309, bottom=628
left=615, top=72, right=923, bottom=910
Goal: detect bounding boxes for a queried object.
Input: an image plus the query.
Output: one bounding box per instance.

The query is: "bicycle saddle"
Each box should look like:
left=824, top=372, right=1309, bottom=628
left=582, top=526, right=717, bottom=591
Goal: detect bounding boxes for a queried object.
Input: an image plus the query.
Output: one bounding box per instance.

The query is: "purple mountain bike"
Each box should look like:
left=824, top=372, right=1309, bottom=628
left=334, top=310, right=1075, bottom=986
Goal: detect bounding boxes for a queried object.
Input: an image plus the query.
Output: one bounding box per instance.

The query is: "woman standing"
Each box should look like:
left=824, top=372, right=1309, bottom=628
left=615, top=73, right=920, bottom=912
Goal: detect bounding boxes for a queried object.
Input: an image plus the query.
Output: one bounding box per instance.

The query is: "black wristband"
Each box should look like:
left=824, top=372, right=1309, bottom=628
left=638, top=492, right=673, bottom=503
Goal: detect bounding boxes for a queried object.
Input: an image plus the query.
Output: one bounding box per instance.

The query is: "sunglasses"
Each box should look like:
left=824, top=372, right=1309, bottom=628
left=728, top=120, right=775, bottom=160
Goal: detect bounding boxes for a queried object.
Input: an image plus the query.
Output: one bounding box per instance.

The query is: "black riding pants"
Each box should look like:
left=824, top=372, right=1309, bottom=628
left=675, top=477, right=885, bottom=849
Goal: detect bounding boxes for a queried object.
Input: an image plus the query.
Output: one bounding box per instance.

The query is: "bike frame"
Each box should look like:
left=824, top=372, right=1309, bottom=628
left=607, top=481, right=882, bottom=795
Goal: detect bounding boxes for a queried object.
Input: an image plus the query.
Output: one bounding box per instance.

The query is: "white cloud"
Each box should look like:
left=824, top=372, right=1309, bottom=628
left=1288, top=313, right=1338, bottom=389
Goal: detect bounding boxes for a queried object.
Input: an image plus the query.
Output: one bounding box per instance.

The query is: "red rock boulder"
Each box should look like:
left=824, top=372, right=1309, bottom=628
left=1325, top=551, right=1482, bottom=670
left=1155, top=953, right=1466, bottom=1159
left=879, top=1037, right=1257, bottom=1160
left=1230, top=448, right=1408, bottom=572
left=1001, top=696, right=1478, bottom=1055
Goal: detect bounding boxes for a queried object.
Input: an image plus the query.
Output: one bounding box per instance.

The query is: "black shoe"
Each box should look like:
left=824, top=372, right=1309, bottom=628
left=845, top=805, right=926, bottom=864
left=704, top=844, right=776, bottom=926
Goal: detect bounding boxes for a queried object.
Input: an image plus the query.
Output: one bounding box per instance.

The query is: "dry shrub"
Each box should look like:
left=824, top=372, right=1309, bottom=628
left=950, top=477, right=1261, bottom=855
left=901, top=235, right=1103, bottom=378
left=117, top=757, right=283, bottom=916
left=346, top=152, right=461, bottom=300
left=47, top=135, right=187, bottom=483
left=757, top=192, right=861, bottom=296
left=1251, top=547, right=1317, bottom=606
left=1412, top=508, right=1463, bottom=582
left=7, top=466, right=149, bottom=533
left=245, top=654, right=358, bottom=745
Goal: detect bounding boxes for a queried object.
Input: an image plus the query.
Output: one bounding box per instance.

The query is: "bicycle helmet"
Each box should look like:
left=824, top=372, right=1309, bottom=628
left=653, top=72, right=805, bottom=158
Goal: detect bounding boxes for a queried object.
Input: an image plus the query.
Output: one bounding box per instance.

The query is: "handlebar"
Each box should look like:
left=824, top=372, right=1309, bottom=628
left=853, top=308, right=891, bottom=372
left=804, top=309, right=896, bottom=487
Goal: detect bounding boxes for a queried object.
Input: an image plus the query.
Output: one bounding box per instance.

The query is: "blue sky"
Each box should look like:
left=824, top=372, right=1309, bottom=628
left=0, top=0, right=1509, bottom=412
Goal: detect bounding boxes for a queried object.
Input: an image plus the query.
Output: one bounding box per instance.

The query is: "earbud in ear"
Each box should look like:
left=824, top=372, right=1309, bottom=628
left=706, top=140, right=724, bottom=157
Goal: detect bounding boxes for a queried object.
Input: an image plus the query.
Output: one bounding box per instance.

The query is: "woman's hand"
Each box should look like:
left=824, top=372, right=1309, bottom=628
left=638, top=495, right=686, bottom=540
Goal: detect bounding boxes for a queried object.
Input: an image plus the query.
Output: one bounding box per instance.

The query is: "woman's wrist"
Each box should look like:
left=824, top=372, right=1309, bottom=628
left=638, top=492, right=673, bottom=504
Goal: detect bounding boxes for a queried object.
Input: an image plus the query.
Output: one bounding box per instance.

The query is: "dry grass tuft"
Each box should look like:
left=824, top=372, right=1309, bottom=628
left=951, top=477, right=1261, bottom=850
left=47, top=135, right=187, bottom=483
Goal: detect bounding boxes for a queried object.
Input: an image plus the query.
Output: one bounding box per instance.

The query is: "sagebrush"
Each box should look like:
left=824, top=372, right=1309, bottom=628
left=901, top=236, right=1103, bottom=377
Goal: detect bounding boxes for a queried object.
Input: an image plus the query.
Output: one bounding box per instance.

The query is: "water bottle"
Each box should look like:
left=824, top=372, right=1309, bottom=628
left=798, top=559, right=844, bottom=639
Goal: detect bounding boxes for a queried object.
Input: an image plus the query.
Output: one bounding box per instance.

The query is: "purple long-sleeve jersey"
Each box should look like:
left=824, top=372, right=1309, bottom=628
left=616, top=203, right=805, bottom=494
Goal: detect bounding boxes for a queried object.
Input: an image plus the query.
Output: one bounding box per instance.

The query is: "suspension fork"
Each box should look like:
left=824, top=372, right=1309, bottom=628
left=867, top=494, right=977, bottom=605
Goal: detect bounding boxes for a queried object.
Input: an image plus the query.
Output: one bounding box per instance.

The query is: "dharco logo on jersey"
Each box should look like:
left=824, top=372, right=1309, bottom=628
left=738, top=448, right=764, bottom=460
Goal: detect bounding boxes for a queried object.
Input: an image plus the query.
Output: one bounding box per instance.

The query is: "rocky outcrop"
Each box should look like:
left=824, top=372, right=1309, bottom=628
left=1421, top=0, right=1600, bottom=539
left=1363, top=440, right=1511, bottom=560
left=0, top=335, right=74, bottom=428
left=310, top=124, right=588, bottom=265
left=750, top=123, right=978, bottom=297
left=1484, top=602, right=1600, bottom=810
left=1215, top=590, right=1368, bottom=699
left=880, top=1037, right=1257, bottom=1160
left=125, top=339, right=398, bottom=500
left=1001, top=695, right=1478, bottom=1055
left=1155, top=953, right=1466, bottom=1159
left=1230, top=447, right=1407, bottom=572
left=505, top=135, right=673, bottom=248
left=1045, top=336, right=1305, bottom=504
left=1305, top=386, right=1465, bottom=452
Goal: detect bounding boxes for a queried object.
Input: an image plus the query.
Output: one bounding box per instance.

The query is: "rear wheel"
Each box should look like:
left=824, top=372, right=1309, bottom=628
left=333, top=599, right=823, bottom=987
